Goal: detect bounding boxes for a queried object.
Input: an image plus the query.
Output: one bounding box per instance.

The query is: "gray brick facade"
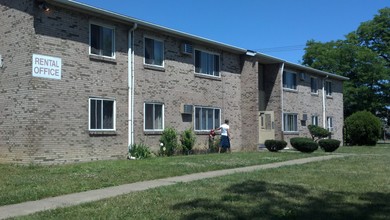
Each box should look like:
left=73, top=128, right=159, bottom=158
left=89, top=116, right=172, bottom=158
left=0, top=0, right=347, bottom=164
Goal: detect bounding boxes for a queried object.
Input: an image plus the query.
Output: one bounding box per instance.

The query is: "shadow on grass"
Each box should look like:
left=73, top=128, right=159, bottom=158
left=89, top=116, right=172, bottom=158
left=172, top=180, right=390, bottom=220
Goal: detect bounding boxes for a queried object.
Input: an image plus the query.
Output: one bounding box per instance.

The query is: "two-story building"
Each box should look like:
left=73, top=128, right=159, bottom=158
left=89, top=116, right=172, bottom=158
left=0, top=0, right=348, bottom=164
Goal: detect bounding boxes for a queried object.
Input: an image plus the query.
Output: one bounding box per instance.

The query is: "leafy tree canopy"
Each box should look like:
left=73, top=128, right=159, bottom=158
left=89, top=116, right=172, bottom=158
left=302, top=7, right=390, bottom=119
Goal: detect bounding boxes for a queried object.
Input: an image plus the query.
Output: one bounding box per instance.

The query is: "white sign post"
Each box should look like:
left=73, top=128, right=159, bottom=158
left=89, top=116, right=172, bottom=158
left=32, top=54, right=62, bottom=80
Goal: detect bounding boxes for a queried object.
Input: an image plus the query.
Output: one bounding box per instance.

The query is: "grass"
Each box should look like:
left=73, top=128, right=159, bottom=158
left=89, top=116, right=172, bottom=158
left=0, top=150, right=318, bottom=206
left=13, top=145, right=390, bottom=219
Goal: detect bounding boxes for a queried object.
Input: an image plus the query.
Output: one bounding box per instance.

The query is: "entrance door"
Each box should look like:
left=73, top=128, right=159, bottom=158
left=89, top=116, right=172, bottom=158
left=259, top=111, right=275, bottom=147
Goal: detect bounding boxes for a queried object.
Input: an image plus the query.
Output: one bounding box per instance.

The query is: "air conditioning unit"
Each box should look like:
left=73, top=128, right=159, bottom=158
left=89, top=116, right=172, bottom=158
left=180, top=104, right=193, bottom=114
left=181, top=43, right=193, bottom=55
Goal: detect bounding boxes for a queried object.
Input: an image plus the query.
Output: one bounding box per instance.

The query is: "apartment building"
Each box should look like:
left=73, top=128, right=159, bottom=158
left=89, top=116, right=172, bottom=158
left=0, top=0, right=347, bottom=163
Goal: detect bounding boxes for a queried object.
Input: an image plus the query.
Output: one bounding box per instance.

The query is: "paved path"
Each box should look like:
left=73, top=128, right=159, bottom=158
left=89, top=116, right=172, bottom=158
left=0, top=154, right=346, bottom=219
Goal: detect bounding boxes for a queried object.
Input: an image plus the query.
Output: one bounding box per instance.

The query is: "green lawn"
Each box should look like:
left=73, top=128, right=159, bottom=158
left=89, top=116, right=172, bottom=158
left=0, top=150, right=318, bottom=206
left=6, top=145, right=390, bottom=219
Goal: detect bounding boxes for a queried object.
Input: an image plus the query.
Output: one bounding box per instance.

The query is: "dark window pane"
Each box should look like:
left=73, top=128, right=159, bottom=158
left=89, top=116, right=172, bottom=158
left=90, top=100, right=97, bottom=129
left=145, top=104, right=153, bottom=129
left=103, top=100, right=114, bottom=129
left=90, top=24, right=100, bottom=55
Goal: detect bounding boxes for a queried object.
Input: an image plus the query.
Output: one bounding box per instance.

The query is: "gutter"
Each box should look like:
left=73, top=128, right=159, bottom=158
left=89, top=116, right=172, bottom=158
left=128, top=23, right=137, bottom=148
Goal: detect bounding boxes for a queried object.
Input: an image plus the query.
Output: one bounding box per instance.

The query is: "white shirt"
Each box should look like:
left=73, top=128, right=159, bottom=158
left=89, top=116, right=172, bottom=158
left=220, top=124, right=229, bottom=136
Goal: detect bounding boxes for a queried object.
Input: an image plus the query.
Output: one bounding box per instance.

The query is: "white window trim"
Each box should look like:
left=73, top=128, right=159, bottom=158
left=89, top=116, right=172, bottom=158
left=311, top=77, right=318, bottom=94
left=143, top=102, right=165, bottom=131
left=194, top=49, right=221, bottom=78
left=194, top=106, right=221, bottom=131
left=283, top=113, right=298, bottom=132
left=88, top=97, right=116, bottom=131
left=283, top=70, right=297, bottom=91
left=143, top=36, right=165, bottom=68
left=89, top=22, right=116, bottom=59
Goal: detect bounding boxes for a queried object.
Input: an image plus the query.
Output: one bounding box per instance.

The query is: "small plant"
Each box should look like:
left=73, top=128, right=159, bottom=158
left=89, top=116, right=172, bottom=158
left=209, top=136, right=220, bottom=153
left=159, top=127, right=178, bottom=156
left=290, top=137, right=318, bottom=153
left=308, top=125, right=330, bottom=141
left=180, top=128, right=196, bottom=155
left=318, top=139, right=341, bottom=152
left=128, top=143, right=152, bottom=159
left=264, top=140, right=287, bottom=152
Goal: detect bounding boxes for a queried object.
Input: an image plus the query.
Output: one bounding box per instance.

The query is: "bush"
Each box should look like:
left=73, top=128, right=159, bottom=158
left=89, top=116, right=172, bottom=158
left=180, top=128, right=196, bottom=154
left=308, top=125, right=330, bottom=141
left=345, top=111, right=382, bottom=146
left=290, top=137, right=318, bottom=153
left=128, top=143, right=152, bottom=159
left=159, top=127, right=178, bottom=156
left=264, top=140, right=287, bottom=152
left=318, top=139, right=341, bottom=152
left=209, top=136, right=220, bottom=153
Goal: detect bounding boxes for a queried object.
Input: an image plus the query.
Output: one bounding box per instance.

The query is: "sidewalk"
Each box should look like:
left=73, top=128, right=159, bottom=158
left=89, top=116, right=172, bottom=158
left=0, top=154, right=345, bottom=219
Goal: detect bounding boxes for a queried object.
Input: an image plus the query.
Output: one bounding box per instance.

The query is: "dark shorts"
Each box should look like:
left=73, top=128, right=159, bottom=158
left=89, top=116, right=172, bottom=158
left=220, top=135, right=230, bottom=149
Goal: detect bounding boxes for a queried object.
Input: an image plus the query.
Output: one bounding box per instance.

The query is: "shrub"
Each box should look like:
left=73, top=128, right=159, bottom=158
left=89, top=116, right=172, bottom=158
left=308, top=125, right=330, bottom=141
left=264, top=140, right=287, bottom=152
left=290, top=137, right=318, bottom=153
left=128, top=143, right=152, bottom=159
left=209, top=136, right=220, bottom=153
left=345, top=111, right=382, bottom=146
left=159, top=127, right=178, bottom=156
left=180, top=128, right=196, bottom=154
left=318, top=139, right=341, bottom=152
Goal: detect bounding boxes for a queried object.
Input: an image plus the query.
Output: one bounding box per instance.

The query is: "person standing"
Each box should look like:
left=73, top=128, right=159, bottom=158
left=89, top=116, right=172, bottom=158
left=215, top=119, right=231, bottom=153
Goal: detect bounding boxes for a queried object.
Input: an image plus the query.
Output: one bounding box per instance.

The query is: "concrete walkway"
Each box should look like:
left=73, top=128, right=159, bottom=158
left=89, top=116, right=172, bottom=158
left=0, top=154, right=346, bottom=219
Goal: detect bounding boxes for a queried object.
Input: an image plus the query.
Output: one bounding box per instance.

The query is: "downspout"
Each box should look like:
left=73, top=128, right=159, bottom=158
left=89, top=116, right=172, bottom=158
left=128, top=23, right=138, bottom=148
left=280, top=63, right=285, bottom=137
left=322, top=75, right=328, bottom=128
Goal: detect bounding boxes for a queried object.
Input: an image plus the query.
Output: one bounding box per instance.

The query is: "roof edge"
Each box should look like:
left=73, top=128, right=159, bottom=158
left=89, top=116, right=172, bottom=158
left=49, top=0, right=247, bottom=54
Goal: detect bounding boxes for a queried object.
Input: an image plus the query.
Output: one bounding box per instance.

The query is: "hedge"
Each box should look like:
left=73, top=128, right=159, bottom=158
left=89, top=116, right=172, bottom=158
left=290, top=137, right=318, bottom=153
left=264, top=140, right=287, bottom=152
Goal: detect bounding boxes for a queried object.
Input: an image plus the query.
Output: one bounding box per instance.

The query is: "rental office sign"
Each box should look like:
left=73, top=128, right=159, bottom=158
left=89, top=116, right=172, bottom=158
left=32, top=54, right=62, bottom=80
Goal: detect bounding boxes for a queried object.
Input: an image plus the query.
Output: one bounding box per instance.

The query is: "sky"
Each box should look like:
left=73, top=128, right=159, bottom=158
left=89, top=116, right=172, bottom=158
left=75, top=0, right=388, bottom=64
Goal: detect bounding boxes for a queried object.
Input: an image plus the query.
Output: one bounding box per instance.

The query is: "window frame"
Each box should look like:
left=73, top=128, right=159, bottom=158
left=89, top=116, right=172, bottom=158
left=311, top=77, right=318, bottom=94
left=89, top=22, right=115, bottom=58
left=194, top=106, right=221, bottom=131
left=144, top=102, right=164, bottom=131
left=311, top=115, right=319, bottom=126
left=327, top=116, right=333, bottom=132
left=194, top=49, right=220, bottom=77
left=283, top=113, right=298, bottom=132
left=325, top=81, right=332, bottom=96
left=144, top=36, right=165, bottom=68
left=283, top=71, right=297, bottom=90
left=88, top=97, right=116, bottom=131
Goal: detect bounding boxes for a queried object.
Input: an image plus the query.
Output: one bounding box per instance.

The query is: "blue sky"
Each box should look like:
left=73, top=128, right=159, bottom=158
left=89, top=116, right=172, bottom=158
left=75, top=0, right=388, bottom=64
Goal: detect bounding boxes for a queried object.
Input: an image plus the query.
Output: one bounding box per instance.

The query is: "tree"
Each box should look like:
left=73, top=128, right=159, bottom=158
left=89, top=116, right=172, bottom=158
left=302, top=7, right=390, bottom=118
left=345, top=111, right=382, bottom=146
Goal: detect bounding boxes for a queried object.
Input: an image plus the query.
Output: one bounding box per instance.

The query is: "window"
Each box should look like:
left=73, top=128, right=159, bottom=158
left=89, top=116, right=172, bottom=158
left=327, top=117, right=333, bottom=132
left=89, top=98, right=116, bottom=131
left=311, top=77, right=318, bottom=94
left=283, top=113, right=298, bottom=132
left=144, top=103, right=164, bottom=131
left=311, top=115, right=318, bottom=126
left=144, top=37, right=164, bottom=67
left=90, top=24, right=115, bottom=57
left=283, top=71, right=297, bottom=90
left=326, top=81, right=332, bottom=96
left=195, top=50, right=220, bottom=77
left=194, top=107, right=220, bottom=131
